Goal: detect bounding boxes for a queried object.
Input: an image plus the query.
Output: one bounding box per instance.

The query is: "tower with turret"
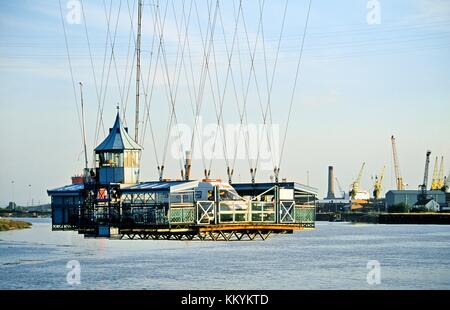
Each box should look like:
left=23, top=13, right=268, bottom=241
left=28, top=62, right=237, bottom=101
left=94, top=111, right=143, bottom=185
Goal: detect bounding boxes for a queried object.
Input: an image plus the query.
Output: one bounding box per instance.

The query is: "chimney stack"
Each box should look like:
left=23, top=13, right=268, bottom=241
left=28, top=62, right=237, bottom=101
left=327, top=166, right=335, bottom=199
left=184, top=151, right=192, bottom=181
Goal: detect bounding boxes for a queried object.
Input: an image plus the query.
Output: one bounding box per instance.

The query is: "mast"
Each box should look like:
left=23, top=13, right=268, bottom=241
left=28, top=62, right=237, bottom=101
left=79, top=82, right=89, bottom=174
left=135, top=0, right=143, bottom=143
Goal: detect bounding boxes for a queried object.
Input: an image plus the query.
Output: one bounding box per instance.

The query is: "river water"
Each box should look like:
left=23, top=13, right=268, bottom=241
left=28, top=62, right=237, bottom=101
left=0, top=218, right=449, bottom=289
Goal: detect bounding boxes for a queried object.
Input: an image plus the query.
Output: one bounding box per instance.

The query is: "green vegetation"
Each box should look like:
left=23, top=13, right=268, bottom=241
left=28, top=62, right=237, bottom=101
left=0, top=219, right=32, bottom=231
left=388, top=203, right=410, bottom=213
left=410, top=206, right=430, bottom=213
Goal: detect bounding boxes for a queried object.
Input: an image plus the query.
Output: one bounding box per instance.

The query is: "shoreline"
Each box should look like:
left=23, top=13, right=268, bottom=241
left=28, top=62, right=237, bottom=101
left=316, top=212, right=450, bottom=224
left=0, top=218, right=32, bottom=231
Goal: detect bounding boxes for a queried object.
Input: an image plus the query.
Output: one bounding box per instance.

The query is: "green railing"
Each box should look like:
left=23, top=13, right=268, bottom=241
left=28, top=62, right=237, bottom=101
left=295, top=206, right=315, bottom=223
left=166, top=201, right=316, bottom=225
left=169, top=207, right=195, bottom=224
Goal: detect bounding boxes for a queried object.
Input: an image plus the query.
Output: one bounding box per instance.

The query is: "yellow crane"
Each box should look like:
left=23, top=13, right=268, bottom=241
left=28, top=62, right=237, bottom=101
left=391, top=136, right=406, bottom=190
left=431, top=156, right=439, bottom=190
left=350, top=162, right=365, bottom=200
left=431, top=156, right=445, bottom=190
left=373, top=166, right=386, bottom=200
left=437, top=156, right=445, bottom=190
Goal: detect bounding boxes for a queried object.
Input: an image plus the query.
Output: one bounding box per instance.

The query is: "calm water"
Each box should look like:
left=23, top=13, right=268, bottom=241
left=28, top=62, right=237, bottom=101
left=0, top=218, right=449, bottom=289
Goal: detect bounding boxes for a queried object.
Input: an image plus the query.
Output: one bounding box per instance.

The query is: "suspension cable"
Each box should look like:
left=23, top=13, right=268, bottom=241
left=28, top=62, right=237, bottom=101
left=58, top=0, right=83, bottom=148
left=95, top=0, right=122, bottom=146
left=230, top=0, right=253, bottom=174
left=94, top=0, right=113, bottom=145
left=189, top=0, right=220, bottom=178
left=154, top=0, right=185, bottom=175
left=141, top=1, right=162, bottom=171
left=238, top=0, right=266, bottom=181
left=119, top=0, right=137, bottom=126
left=80, top=0, right=102, bottom=149
left=255, top=0, right=289, bottom=176
left=207, top=0, right=242, bottom=179
left=278, top=0, right=313, bottom=171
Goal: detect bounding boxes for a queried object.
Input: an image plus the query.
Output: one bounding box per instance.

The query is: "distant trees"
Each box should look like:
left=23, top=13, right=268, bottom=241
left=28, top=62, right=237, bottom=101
left=410, top=206, right=429, bottom=213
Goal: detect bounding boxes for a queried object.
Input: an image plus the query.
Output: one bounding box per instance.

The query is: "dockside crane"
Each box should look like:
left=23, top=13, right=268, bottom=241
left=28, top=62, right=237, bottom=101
left=431, top=156, right=439, bottom=190
left=373, top=166, right=386, bottom=200
left=437, top=156, right=445, bottom=190
left=335, top=177, right=345, bottom=198
left=391, top=136, right=406, bottom=190
left=418, top=150, right=432, bottom=204
left=350, top=162, right=365, bottom=200
left=444, top=171, right=450, bottom=192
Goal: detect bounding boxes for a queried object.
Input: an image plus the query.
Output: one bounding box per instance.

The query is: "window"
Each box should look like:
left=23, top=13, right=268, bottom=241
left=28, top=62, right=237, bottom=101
left=220, top=189, right=242, bottom=201
left=124, top=151, right=139, bottom=167
left=98, top=152, right=124, bottom=167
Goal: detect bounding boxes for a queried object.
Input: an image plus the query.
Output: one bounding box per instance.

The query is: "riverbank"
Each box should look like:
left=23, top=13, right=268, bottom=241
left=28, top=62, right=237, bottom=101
left=316, top=212, right=450, bottom=224
left=0, top=219, right=32, bottom=231
left=0, top=210, right=50, bottom=218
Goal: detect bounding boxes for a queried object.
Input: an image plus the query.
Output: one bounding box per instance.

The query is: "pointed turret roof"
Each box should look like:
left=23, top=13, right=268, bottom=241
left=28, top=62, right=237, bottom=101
left=95, top=112, right=143, bottom=151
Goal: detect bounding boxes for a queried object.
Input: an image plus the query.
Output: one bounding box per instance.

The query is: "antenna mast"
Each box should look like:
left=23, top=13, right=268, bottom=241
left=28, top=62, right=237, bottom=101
left=79, top=82, right=89, bottom=175
left=135, top=0, right=143, bottom=143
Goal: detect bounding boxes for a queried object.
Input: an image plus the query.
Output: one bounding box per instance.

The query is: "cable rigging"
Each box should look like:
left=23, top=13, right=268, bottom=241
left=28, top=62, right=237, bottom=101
left=58, top=0, right=84, bottom=161
left=278, top=0, right=313, bottom=177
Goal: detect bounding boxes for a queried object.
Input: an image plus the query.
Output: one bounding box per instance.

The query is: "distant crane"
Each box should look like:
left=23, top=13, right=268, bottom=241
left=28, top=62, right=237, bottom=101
left=431, top=156, right=440, bottom=190
left=444, top=171, right=450, bottom=192
left=391, top=136, right=406, bottom=190
left=350, top=162, right=365, bottom=200
left=335, top=177, right=345, bottom=198
left=418, top=150, right=432, bottom=204
left=437, top=156, right=445, bottom=190
left=373, top=166, right=386, bottom=200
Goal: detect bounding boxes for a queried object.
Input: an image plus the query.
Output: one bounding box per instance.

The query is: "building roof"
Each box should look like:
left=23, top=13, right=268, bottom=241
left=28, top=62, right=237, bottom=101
left=232, top=182, right=318, bottom=197
left=47, top=181, right=198, bottom=196
left=95, top=112, right=143, bottom=152
left=386, top=190, right=445, bottom=195
left=47, top=184, right=84, bottom=196
left=122, top=180, right=199, bottom=193
left=47, top=180, right=319, bottom=197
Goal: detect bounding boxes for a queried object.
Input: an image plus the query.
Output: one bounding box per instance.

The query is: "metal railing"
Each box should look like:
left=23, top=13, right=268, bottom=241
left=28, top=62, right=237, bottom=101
left=169, top=207, right=195, bottom=224
left=196, top=201, right=215, bottom=224
left=218, top=201, right=249, bottom=223
left=279, top=201, right=295, bottom=223
left=294, top=205, right=315, bottom=224
left=250, top=201, right=276, bottom=223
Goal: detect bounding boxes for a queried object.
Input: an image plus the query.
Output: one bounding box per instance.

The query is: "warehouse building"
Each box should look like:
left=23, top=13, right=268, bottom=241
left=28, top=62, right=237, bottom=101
left=385, top=190, right=446, bottom=211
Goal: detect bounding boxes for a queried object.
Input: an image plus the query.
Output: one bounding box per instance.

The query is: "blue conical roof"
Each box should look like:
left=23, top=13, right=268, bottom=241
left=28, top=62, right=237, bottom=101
left=95, top=112, right=143, bottom=151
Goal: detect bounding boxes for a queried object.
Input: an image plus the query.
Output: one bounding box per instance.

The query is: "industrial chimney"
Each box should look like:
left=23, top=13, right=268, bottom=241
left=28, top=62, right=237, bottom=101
left=184, top=151, right=192, bottom=181
left=326, top=166, right=335, bottom=199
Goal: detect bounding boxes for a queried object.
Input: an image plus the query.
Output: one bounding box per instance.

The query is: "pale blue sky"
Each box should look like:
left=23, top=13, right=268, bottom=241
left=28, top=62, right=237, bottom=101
left=1, top=0, right=449, bottom=205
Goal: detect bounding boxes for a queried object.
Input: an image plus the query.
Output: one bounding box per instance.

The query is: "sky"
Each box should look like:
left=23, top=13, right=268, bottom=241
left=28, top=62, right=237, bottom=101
left=0, top=0, right=449, bottom=206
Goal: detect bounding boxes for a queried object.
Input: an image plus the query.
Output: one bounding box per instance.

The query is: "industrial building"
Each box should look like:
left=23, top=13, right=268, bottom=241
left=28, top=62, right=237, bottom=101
left=385, top=190, right=446, bottom=211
